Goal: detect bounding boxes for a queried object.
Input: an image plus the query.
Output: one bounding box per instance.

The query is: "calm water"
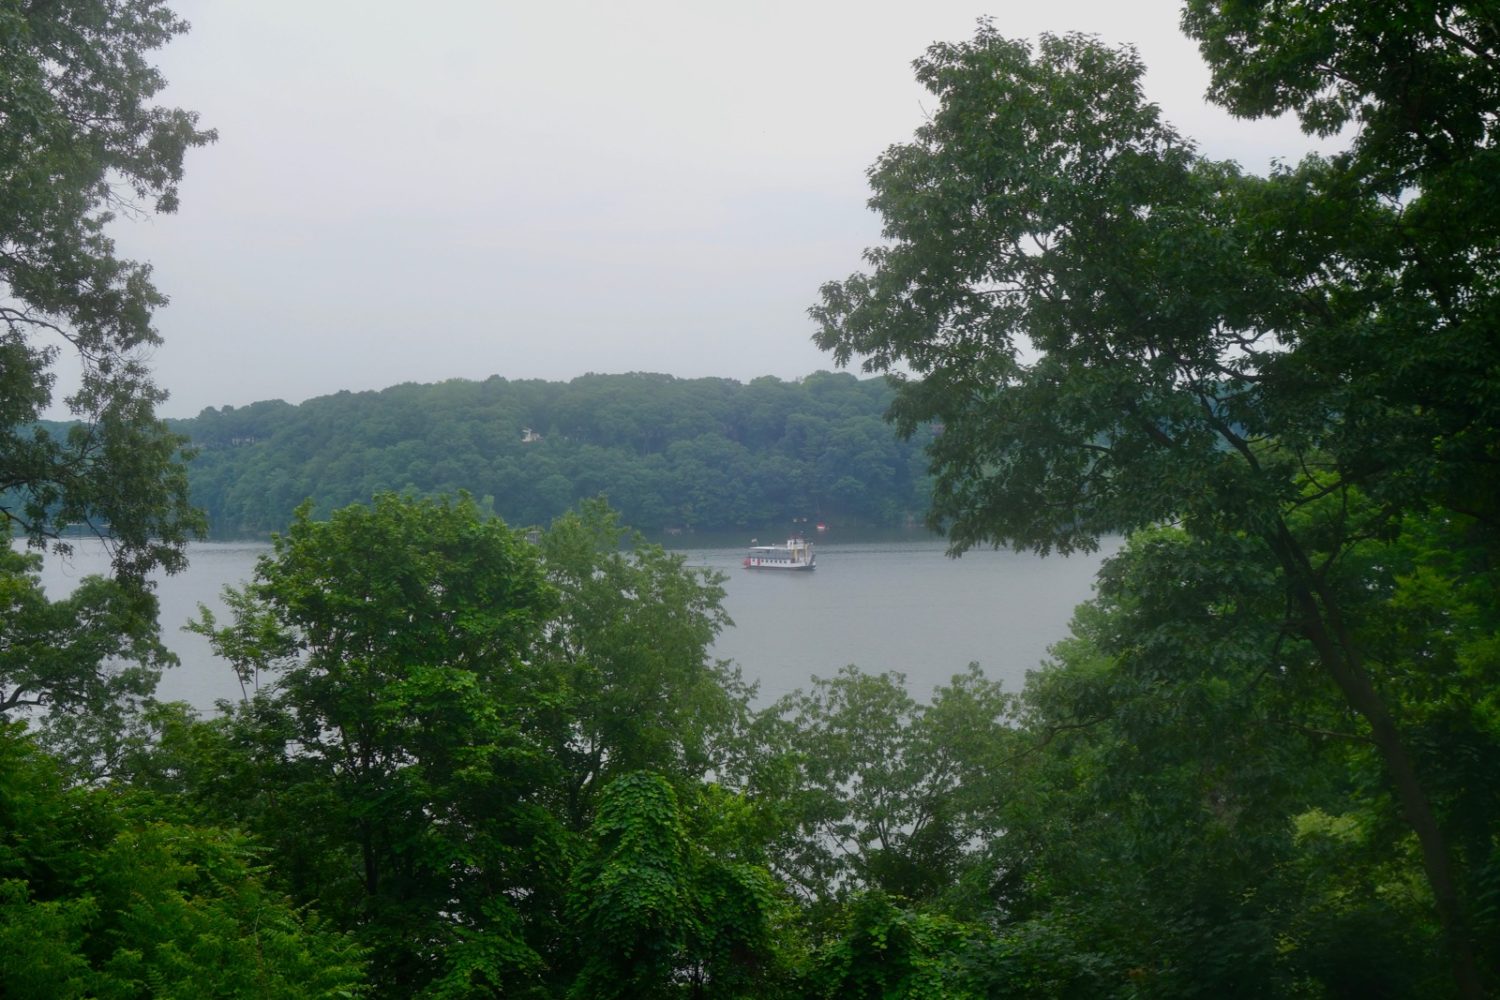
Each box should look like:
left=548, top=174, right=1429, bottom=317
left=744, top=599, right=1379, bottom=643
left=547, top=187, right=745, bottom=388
left=31, top=536, right=1118, bottom=711
left=681, top=539, right=1116, bottom=704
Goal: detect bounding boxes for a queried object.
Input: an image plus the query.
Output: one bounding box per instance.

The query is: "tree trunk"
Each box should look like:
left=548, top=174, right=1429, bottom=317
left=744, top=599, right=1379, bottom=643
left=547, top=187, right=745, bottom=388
left=363, top=821, right=379, bottom=897
left=1271, top=524, right=1484, bottom=999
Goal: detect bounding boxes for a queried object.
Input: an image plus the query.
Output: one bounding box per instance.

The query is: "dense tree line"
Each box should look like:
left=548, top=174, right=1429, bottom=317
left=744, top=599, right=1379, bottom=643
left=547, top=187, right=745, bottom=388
left=170, top=371, right=935, bottom=537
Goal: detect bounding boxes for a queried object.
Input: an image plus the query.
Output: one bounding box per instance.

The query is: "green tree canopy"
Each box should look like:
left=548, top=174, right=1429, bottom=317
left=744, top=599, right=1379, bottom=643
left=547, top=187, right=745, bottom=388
left=177, top=495, right=761, bottom=998
left=536, top=498, right=744, bottom=831
left=1, top=0, right=213, bottom=579
left=173, top=372, right=935, bottom=537
left=813, top=18, right=1498, bottom=996
left=0, top=0, right=213, bottom=776
left=567, top=772, right=787, bottom=1000
left=187, top=493, right=560, bottom=996
left=0, top=547, right=167, bottom=718
left=0, top=723, right=366, bottom=998
left=742, top=665, right=1014, bottom=917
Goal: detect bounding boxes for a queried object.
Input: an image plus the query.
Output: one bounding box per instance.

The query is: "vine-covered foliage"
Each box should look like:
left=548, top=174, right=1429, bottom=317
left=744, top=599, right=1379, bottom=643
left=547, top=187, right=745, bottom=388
left=0, top=722, right=366, bottom=998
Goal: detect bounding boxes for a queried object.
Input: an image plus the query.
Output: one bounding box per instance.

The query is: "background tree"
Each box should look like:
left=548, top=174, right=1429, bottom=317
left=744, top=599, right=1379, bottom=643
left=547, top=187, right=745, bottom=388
left=172, top=372, right=936, bottom=538
left=813, top=22, right=1497, bottom=995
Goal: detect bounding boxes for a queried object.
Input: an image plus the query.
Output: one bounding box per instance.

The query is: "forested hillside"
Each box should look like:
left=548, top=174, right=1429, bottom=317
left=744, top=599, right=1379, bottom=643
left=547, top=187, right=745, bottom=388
left=171, top=371, right=934, bottom=537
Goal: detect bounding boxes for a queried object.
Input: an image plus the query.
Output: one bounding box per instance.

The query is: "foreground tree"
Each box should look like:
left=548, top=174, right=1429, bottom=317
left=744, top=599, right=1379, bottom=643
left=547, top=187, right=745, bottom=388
left=0, top=548, right=168, bottom=718
left=568, top=772, right=788, bottom=999
left=188, top=493, right=562, bottom=996
left=537, top=498, right=744, bottom=831
left=803, top=893, right=982, bottom=1000
left=179, top=495, right=757, bottom=996
left=1, top=0, right=213, bottom=577
left=0, top=0, right=212, bottom=765
left=0, top=545, right=182, bottom=782
left=742, top=665, right=1014, bottom=917
left=813, top=22, right=1497, bottom=995
left=0, top=723, right=366, bottom=998
left=986, top=525, right=1479, bottom=996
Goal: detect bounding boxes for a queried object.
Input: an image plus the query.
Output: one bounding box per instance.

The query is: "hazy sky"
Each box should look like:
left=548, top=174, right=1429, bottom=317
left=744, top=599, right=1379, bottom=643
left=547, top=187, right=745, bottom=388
left=107, top=0, right=1335, bottom=418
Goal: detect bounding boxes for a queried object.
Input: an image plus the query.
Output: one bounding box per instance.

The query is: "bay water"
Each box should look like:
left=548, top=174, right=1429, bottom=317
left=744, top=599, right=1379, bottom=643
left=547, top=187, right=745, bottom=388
left=32, top=536, right=1118, bottom=711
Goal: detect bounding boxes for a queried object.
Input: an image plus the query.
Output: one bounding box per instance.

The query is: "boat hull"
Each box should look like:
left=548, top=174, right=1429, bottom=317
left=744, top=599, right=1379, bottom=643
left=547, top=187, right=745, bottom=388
left=743, top=538, right=816, bottom=570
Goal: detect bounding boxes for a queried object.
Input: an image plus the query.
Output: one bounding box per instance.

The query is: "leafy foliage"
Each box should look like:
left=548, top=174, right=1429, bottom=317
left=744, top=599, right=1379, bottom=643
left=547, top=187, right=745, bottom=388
left=0, top=723, right=365, bottom=998
left=537, top=498, right=745, bottom=830
left=185, top=493, right=561, bottom=995
left=568, top=773, right=788, bottom=1000
left=0, top=546, right=168, bottom=718
left=0, top=0, right=214, bottom=782
left=167, top=495, right=760, bottom=998
left=804, top=893, right=982, bottom=1000
left=813, top=17, right=1500, bottom=995
left=0, top=0, right=212, bottom=579
left=743, top=665, right=1015, bottom=917
left=9, top=5, right=1500, bottom=997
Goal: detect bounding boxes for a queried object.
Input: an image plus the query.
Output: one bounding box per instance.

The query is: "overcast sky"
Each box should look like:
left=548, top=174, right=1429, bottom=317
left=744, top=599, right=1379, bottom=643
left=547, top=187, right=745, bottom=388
left=108, top=0, right=1336, bottom=418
